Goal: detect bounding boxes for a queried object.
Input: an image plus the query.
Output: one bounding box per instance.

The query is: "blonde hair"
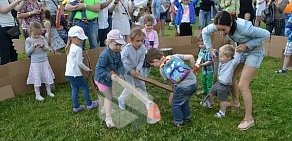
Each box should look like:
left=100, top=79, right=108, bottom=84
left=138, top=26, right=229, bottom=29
left=129, top=28, right=145, bottom=41
left=219, top=44, right=235, bottom=58
left=105, top=39, right=115, bottom=46
left=143, top=14, right=154, bottom=25
left=65, top=37, right=73, bottom=55
left=28, top=21, right=42, bottom=36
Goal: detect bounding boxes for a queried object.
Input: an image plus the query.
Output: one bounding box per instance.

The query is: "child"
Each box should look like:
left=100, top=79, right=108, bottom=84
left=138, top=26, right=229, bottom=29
left=173, top=0, right=199, bottom=36
left=276, top=13, right=292, bottom=73
left=118, top=28, right=148, bottom=110
left=141, top=15, right=159, bottom=77
left=68, top=0, right=87, bottom=26
left=201, top=44, right=240, bottom=118
left=44, top=10, right=66, bottom=53
left=25, top=21, right=55, bottom=101
left=196, top=33, right=214, bottom=98
left=65, top=26, right=98, bottom=112
left=146, top=48, right=197, bottom=127
left=244, top=13, right=251, bottom=21
left=94, top=29, right=126, bottom=128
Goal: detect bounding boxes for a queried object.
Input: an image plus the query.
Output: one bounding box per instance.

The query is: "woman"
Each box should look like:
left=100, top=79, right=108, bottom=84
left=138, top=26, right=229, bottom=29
left=109, top=0, right=132, bottom=41
left=0, top=0, right=26, bottom=65
left=17, top=0, right=44, bottom=39
left=202, top=11, right=270, bottom=130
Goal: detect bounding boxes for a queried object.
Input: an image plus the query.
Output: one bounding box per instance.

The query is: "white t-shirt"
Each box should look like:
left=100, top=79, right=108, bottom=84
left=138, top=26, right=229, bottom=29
left=0, top=1, right=15, bottom=27
left=98, top=0, right=110, bottom=29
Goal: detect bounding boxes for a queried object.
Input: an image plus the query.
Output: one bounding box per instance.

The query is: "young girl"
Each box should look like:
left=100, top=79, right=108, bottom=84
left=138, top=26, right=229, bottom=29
left=94, top=29, right=126, bottom=128
left=25, top=21, right=55, bottom=101
left=65, top=26, right=98, bottom=113
left=141, top=14, right=159, bottom=76
left=173, top=0, right=199, bottom=36
left=44, top=10, right=66, bottom=53
left=118, top=28, right=148, bottom=110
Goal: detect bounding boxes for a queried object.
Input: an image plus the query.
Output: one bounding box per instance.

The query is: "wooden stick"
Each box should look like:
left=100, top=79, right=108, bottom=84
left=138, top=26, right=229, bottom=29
left=134, top=75, right=174, bottom=92
left=113, top=75, right=161, bottom=124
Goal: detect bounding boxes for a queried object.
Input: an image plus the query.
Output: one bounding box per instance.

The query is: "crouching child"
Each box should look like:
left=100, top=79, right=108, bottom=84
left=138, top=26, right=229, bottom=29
left=146, top=48, right=197, bottom=127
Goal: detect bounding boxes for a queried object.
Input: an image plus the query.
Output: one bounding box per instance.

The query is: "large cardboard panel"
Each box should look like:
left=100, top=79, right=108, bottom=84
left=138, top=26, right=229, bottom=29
left=12, top=39, right=25, bottom=54
left=211, top=32, right=230, bottom=50
left=0, top=65, right=10, bottom=87
left=8, top=59, right=32, bottom=95
left=48, top=54, right=67, bottom=84
left=267, top=43, right=285, bottom=58
left=160, top=36, right=193, bottom=48
left=0, top=85, right=15, bottom=101
left=270, top=35, right=287, bottom=44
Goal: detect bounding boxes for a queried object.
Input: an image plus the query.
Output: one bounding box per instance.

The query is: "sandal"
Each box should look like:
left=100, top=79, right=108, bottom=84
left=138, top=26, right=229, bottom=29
left=275, top=69, right=287, bottom=73
left=105, top=116, right=115, bottom=128
left=238, top=119, right=255, bottom=130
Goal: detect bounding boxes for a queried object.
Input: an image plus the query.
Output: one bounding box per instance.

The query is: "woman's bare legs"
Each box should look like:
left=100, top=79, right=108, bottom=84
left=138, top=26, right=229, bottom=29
left=230, top=63, right=244, bottom=107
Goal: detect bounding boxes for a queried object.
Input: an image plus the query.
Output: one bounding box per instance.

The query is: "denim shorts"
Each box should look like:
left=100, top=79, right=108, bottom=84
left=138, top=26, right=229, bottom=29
left=240, top=50, right=264, bottom=69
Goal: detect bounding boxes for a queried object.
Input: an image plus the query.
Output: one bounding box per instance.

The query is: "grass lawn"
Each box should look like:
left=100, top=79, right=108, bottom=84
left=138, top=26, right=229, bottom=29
left=0, top=57, right=292, bottom=140
left=1, top=20, right=291, bottom=140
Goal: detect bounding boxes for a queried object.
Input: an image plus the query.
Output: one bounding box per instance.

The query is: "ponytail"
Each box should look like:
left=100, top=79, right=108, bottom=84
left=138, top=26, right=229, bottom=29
left=65, top=37, right=72, bottom=55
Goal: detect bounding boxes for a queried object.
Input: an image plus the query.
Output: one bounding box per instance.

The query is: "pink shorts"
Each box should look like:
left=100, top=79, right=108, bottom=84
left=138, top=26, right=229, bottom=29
left=94, top=81, right=110, bottom=92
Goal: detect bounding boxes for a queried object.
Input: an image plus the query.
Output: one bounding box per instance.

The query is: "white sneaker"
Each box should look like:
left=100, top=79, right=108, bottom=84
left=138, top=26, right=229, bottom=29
left=118, top=100, right=126, bottom=110
left=47, top=93, right=55, bottom=97
left=36, top=95, right=45, bottom=101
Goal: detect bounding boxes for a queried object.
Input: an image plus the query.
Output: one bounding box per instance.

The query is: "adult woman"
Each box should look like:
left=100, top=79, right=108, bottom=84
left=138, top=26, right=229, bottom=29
left=109, top=0, right=132, bottom=40
left=17, top=0, right=44, bottom=39
left=0, top=0, right=26, bottom=65
left=202, top=11, right=270, bottom=130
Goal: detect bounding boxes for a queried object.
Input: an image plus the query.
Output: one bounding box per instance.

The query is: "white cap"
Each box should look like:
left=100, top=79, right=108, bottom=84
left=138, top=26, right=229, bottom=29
left=107, top=29, right=126, bottom=45
left=68, top=26, right=88, bottom=40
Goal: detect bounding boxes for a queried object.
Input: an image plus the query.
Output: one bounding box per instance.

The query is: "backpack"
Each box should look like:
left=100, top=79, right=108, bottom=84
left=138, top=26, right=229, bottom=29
left=261, top=3, right=275, bottom=25
left=161, top=56, right=191, bottom=84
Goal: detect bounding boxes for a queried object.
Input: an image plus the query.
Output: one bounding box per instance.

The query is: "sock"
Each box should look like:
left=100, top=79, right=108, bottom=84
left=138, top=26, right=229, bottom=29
left=34, top=86, right=41, bottom=96
left=45, top=84, right=52, bottom=94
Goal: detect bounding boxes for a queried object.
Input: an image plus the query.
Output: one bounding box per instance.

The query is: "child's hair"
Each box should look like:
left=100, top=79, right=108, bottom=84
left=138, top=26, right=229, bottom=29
left=65, top=37, right=72, bottom=55
left=44, top=10, right=56, bottom=27
left=146, top=48, right=164, bottom=63
left=214, top=11, right=237, bottom=35
left=219, top=44, right=235, bottom=58
left=28, top=21, right=43, bottom=36
left=143, top=14, right=154, bottom=25
left=129, top=28, right=145, bottom=41
left=105, top=39, right=115, bottom=46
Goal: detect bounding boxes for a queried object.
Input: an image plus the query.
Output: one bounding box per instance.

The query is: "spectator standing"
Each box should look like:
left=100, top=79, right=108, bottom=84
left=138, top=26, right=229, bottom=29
left=0, top=0, right=26, bottom=65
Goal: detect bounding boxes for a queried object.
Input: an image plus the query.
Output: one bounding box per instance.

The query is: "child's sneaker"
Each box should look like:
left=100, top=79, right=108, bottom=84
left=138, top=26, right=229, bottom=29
left=214, top=110, right=226, bottom=118
left=73, top=105, right=85, bottom=112
left=35, top=95, right=45, bottom=101
left=275, top=69, right=287, bottom=73
left=200, top=100, right=212, bottom=108
left=87, top=100, right=99, bottom=109
left=47, top=93, right=55, bottom=97
left=118, top=99, right=126, bottom=110
left=172, top=121, right=183, bottom=128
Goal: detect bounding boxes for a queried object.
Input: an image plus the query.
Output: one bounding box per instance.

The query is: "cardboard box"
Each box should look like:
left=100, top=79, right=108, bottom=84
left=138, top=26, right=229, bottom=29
left=12, top=39, right=25, bottom=54
left=0, top=85, right=15, bottom=101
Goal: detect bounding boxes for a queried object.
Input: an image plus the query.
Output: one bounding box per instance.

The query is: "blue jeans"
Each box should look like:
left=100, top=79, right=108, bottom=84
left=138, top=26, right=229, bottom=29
left=198, top=10, right=211, bottom=30
left=74, top=19, right=99, bottom=49
left=172, top=84, right=196, bottom=124
left=66, top=76, right=92, bottom=108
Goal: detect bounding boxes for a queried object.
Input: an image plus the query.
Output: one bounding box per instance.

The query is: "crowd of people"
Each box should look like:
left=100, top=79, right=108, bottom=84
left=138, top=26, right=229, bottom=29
left=0, top=0, right=292, bottom=131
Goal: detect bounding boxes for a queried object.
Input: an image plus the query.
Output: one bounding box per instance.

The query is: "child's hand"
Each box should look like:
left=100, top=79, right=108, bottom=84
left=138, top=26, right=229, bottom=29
left=111, top=72, right=117, bottom=80
left=236, top=44, right=247, bottom=53
left=130, top=69, right=137, bottom=77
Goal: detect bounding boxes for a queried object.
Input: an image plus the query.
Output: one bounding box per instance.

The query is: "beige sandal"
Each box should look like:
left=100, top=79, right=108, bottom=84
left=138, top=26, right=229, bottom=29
left=105, top=116, right=115, bottom=128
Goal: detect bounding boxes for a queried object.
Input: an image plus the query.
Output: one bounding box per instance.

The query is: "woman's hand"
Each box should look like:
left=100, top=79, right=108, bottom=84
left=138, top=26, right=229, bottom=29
left=31, top=9, right=41, bottom=15
left=236, top=44, right=247, bottom=53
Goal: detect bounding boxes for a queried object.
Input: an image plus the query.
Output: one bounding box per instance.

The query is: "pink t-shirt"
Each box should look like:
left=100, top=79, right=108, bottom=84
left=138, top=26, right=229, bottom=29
left=142, top=28, right=159, bottom=50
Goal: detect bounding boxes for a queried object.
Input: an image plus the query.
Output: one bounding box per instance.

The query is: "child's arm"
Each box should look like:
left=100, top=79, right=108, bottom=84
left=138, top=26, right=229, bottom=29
left=153, top=30, right=159, bottom=48
left=181, top=54, right=196, bottom=66
left=76, top=49, right=91, bottom=71
left=25, top=38, right=35, bottom=56
left=121, top=47, right=132, bottom=73
left=41, top=37, right=50, bottom=51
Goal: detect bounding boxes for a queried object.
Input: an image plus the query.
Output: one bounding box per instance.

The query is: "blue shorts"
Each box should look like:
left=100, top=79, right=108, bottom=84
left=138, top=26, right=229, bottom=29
left=160, top=12, right=167, bottom=20
left=240, top=50, right=264, bottom=69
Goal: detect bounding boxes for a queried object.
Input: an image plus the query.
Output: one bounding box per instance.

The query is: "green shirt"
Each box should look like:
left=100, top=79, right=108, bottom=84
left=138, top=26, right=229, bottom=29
left=74, top=0, right=100, bottom=20
left=220, top=0, right=240, bottom=14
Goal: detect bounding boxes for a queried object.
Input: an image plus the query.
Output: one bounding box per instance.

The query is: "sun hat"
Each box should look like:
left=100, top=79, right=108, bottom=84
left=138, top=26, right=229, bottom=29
left=107, top=29, right=126, bottom=45
left=68, top=26, right=88, bottom=40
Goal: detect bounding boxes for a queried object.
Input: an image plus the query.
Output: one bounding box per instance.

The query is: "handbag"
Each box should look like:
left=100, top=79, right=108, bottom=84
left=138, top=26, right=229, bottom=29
left=6, top=18, right=21, bottom=38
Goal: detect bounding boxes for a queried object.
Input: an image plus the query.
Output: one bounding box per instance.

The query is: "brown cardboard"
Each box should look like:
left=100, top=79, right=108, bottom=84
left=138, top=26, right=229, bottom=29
left=0, top=85, right=15, bottom=101
left=48, top=54, right=67, bottom=84
left=0, top=64, right=10, bottom=87
left=12, top=39, right=25, bottom=54
left=161, top=36, right=193, bottom=47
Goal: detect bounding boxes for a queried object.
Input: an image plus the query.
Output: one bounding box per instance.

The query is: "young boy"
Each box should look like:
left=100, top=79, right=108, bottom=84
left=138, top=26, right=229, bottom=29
left=201, top=44, right=240, bottom=118
left=146, top=48, right=197, bottom=127
left=196, top=33, right=214, bottom=98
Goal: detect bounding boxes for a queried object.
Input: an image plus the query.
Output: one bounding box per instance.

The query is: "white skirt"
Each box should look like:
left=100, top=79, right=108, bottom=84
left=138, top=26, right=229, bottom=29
left=27, top=60, right=55, bottom=87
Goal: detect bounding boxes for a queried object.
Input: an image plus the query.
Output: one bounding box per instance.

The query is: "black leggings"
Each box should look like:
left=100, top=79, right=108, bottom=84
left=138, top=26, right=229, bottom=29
left=0, top=26, right=18, bottom=65
left=179, top=23, right=192, bottom=36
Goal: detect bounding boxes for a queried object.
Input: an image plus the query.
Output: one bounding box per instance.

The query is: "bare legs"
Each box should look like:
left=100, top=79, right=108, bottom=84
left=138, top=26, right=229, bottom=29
left=230, top=63, right=244, bottom=107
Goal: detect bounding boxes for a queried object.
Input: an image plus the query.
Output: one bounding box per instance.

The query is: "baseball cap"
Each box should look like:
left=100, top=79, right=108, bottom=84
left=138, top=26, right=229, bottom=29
left=107, top=29, right=126, bottom=45
left=68, top=26, right=88, bottom=40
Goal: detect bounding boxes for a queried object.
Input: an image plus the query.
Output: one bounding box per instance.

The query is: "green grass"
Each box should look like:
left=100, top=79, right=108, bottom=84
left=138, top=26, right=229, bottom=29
left=0, top=56, right=292, bottom=140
